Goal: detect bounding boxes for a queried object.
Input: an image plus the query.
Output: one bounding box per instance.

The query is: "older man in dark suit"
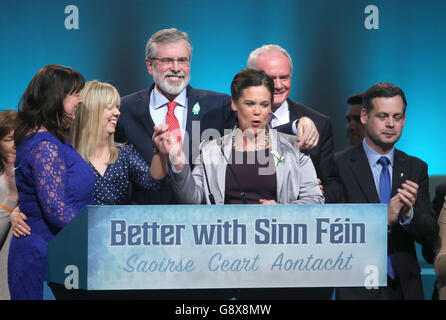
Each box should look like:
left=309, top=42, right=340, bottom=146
left=335, top=82, right=437, bottom=299
left=247, top=45, right=341, bottom=204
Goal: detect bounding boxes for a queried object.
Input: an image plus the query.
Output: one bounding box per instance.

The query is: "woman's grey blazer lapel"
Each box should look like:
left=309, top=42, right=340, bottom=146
left=269, top=128, right=285, bottom=199
left=214, top=133, right=233, bottom=201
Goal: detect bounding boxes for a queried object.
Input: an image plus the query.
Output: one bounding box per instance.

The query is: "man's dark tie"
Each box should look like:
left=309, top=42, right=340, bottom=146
left=377, top=156, right=397, bottom=279
left=267, top=113, right=275, bottom=127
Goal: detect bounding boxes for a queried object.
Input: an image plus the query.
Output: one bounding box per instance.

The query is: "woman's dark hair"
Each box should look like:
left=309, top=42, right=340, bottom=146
left=0, top=110, right=18, bottom=173
left=230, top=68, right=274, bottom=103
left=14, top=64, right=85, bottom=145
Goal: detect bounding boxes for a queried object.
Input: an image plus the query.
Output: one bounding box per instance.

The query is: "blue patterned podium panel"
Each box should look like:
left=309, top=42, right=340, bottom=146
left=47, top=204, right=387, bottom=290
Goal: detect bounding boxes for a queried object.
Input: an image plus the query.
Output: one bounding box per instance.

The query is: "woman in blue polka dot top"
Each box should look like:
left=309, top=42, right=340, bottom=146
left=69, top=80, right=168, bottom=205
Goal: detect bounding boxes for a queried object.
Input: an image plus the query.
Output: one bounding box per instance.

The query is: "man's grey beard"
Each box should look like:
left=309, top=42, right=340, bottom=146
left=153, top=70, right=190, bottom=96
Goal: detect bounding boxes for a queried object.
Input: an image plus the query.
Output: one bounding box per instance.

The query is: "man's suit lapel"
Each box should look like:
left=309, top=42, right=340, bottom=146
left=270, top=129, right=284, bottom=197
left=215, top=134, right=232, bottom=201
left=392, top=149, right=408, bottom=197
left=349, top=145, right=380, bottom=203
left=185, top=86, right=202, bottom=162
left=135, top=85, right=156, bottom=139
left=287, top=99, right=301, bottom=120
left=185, top=86, right=202, bottom=136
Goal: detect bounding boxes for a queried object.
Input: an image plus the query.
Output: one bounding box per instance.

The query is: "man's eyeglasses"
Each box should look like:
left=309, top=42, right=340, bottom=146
left=150, top=57, right=190, bottom=66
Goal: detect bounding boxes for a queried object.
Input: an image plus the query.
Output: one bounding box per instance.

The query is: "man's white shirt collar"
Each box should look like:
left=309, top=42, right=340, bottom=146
left=362, top=138, right=395, bottom=169
left=151, top=86, right=187, bottom=110
left=270, top=100, right=290, bottom=127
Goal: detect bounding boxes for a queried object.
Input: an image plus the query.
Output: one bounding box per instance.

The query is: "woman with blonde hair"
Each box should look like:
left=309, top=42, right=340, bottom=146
left=70, top=80, right=167, bottom=204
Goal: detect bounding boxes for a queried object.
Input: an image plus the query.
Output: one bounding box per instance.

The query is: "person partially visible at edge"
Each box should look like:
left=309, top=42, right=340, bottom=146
left=0, top=110, right=19, bottom=300
left=345, top=92, right=365, bottom=147
left=434, top=195, right=446, bottom=299
left=0, top=110, right=19, bottom=248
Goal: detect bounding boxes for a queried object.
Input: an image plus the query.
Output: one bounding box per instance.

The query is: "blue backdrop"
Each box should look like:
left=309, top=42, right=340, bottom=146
left=1, top=0, right=445, bottom=174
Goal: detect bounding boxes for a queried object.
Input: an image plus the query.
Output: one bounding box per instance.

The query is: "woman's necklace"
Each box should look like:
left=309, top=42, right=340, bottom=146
left=232, top=129, right=270, bottom=151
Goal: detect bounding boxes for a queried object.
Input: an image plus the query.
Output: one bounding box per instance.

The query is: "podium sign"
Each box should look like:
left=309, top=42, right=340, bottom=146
left=47, top=204, right=387, bottom=290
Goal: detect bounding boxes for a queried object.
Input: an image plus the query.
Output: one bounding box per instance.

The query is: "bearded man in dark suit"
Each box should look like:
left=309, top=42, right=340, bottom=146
left=115, top=28, right=235, bottom=204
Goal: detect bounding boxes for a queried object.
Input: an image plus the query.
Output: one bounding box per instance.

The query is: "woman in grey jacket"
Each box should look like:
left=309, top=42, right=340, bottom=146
left=0, top=110, right=19, bottom=300
left=153, top=68, right=324, bottom=205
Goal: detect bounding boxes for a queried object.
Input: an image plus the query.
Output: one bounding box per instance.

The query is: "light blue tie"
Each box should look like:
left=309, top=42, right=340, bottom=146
left=377, top=156, right=397, bottom=279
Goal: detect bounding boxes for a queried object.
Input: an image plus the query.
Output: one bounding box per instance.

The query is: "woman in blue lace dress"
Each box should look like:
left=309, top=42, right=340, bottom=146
left=8, top=65, right=95, bottom=300
left=69, top=80, right=168, bottom=204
